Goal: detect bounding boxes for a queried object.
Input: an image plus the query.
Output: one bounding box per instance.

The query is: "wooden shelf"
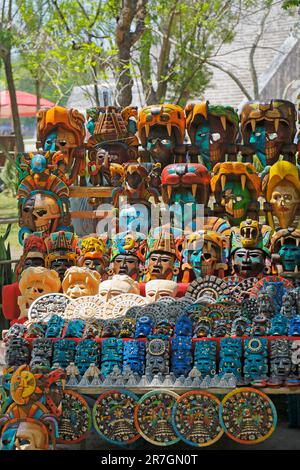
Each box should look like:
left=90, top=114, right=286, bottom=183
left=69, top=186, right=113, bottom=198
left=65, top=386, right=300, bottom=395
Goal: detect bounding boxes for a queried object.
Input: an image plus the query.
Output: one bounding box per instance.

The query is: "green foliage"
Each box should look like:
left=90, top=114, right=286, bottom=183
left=0, top=159, right=18, bottom=197
left=282, top=0, right=300, bottom=8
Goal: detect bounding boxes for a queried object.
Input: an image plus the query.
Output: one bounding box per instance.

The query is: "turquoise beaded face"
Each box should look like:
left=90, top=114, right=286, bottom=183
left=279, top=243, right=300, bottom=272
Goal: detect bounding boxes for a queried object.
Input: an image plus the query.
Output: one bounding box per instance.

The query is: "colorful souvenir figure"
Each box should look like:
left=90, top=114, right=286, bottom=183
left=16, top=234, right=47, bottom=278
left=109, top=231, right=147, bottom=281
left=101, top=338, right=123, bottom=377
left=145, top=231, right=182, bottom=282
left=240, top=100, right=297, bottom=168
left=112, top=162, right=160, bottom=207
left=161, top=163, right=211, bottom=207
left=263, top=161, right=300, bottom=229
left=98, top=274, right=140, bottom=302
left=45, top=231, right=79, bottom=281
left=185, top=102, right=239, bottom=170
left=230, top=219, right=272, bottom=278
left=145, top=338, right=170, bottom=376
left=138, top=104, right=186, bottom=167
left=219, top=338, right=242, bottom=381
left=269, top=339, right=292, bottom=386
left=78, top=236, right=109, bottom=279
left=18, top=267, right=61, bottom=319
left=194, top=341, right=217, bottom=377
left=17, top=172, right=71, bottom=244
left=271, top=228, right=300, bottom=276
left=0, top=365, right=62, bottom=450
left=181, top=230, right=227, bottom=282
left=171, top=314, right=193, bottom=377
left=86, top=105, right=139, bottom=161
left=62, top=266, right=101, bottom=299
left=244, top=338, right=268, bottom=385
left=36, top=106, right=86, bottom=185
left=211, top=162, right=261, bottom=226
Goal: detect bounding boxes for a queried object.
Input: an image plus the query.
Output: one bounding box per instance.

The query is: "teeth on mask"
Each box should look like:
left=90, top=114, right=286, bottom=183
left=295, top=265, right=299, bottom=273
left=251, top=119, right=256, bottom=132
left=167, top=185, right=173, bottom=199
left=281, top=237, right=285, bottom=246
left=221, top=175, right=226, bottom=191
left=296, top=239, right=300, bottom=247
left=167, top=123, right=172, bottom=137
left=241, top=174, right=246, bottom=191
left=220, top=115, right=227, bottom=131
left=192, top=184, right=197, bottom=197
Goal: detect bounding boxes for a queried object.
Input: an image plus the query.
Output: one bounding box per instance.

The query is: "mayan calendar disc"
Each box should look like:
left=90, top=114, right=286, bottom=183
left=57, top=390, right=92, bottom=444
left=64, top=295, right=104, bottom=320
left=249, top=275, right=293, bottom=297
left=134, top=390, right=180, bottom=446
left=219, top=388, right=277, bottom=445
left=28, top=293, right=71, bottom=322
left=101, top=294, right=148, bottom=319
left=185, top=276, right=231, bottom=301
left=172, top=391, right=223, bottom=447
left=92, top=390, right=140, bottom=445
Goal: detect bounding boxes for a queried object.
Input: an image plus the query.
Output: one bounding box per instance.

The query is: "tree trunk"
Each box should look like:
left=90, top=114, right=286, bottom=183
left=116, top=44, right=133, bottom=107
left=92, top=64, right=100, bottom=106
left=4, top=53, right=24, bottom=152
left=35, top=78, right=41, bottom=112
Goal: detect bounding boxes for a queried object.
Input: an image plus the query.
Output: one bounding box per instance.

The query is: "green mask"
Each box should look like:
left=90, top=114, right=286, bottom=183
left=221, top=181, right=251, bottom=225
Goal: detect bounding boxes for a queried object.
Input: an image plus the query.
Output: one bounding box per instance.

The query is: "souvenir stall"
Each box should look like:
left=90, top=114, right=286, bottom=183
left=1, top=100, right=300, bottom=449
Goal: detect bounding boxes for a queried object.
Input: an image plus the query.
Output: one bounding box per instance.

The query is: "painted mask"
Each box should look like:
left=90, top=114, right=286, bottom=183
left=211, top=162, right=261, bottom=227
left=98, top=275, right=140, bottom=302
left=264, top=161, right=300, bottom=229
left=18, top=267, right=61, bottom=318
left=241, top=100, right=297, bottom=167
left=138, top=104, right=186, bottom=167
left=232, top=248, right=265, bottom=278
left=185, top=102, right=239, bottom=170
left=270, top=181, right=300, bottom=228
left=145, top=280, right=178, bottom=302
left=62, top=267, right=101, bottom=299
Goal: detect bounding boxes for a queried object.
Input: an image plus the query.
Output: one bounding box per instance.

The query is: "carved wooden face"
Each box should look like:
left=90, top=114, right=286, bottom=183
left=147, top=252, right=176, bottom=280
left=270, top=181, right=300, bottom=228
left=113, top=254, right=140, bottom=280
left=22, top=193, right=60, bottom=233
left=14, top=422, right=48, bottom=450
left=145, top=280, right=178, bottom=302
left=98, top=277, right=139, bottom=301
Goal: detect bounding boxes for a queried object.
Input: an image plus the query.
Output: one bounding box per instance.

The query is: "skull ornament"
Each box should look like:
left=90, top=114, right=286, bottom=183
left=31, top=193, right=61, bottom=233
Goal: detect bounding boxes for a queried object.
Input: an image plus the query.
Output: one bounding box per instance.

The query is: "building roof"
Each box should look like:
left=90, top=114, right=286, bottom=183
left=203, top=3, right=299, bottom=108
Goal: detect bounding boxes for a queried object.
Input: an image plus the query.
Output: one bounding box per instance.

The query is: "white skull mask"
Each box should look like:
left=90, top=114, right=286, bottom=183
left=31, top=193, right=61, bottom=232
